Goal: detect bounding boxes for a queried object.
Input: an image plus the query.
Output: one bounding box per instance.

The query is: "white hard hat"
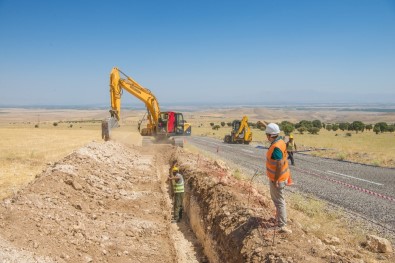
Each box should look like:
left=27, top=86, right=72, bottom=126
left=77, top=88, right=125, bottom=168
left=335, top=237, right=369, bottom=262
left=265, top=123, right=280, bottom=136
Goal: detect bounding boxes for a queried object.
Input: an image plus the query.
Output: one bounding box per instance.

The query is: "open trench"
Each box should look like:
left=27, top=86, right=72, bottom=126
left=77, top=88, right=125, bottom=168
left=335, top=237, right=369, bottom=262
left=169, top=148, right=277, bottom=263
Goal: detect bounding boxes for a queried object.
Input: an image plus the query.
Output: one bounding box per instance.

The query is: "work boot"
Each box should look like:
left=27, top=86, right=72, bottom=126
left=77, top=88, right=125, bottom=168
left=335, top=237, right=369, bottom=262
left=278, top=226, right=292, bottom=234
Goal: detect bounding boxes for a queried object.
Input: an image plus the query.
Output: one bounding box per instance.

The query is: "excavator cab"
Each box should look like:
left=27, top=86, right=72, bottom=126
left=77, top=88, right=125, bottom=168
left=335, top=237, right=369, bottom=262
left=174, top=112, right=191, bottom=135
left=156, top=112, right=191, bottom=137
left=232, top=121, right=245, bottom=139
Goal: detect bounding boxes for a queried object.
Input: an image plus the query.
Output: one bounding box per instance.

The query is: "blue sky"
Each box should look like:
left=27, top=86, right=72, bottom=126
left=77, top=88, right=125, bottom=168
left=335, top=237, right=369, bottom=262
left=0, top=0, right=394, bottom=106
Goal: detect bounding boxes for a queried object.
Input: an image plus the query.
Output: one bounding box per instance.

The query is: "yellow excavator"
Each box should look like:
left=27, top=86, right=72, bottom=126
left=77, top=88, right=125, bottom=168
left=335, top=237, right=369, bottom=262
left=223, top=116, right=252, bottom=145
left=102, top=67, right=191, bottom=146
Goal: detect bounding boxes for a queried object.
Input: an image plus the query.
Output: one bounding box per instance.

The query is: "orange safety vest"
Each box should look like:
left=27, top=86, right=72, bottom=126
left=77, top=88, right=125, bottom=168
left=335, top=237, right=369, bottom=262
left=266, top=139, right=290, bottom=182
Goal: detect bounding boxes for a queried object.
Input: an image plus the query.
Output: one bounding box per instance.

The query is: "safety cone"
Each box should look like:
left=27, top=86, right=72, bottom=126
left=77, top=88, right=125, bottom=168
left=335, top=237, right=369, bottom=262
left=286, top=175, right=294, bottom=186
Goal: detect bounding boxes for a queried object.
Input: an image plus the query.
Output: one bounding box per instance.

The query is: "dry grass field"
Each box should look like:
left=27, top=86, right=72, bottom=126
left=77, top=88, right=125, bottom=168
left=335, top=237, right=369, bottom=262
left=296, top=129, right=395, bottom=167
left=0, top=123, right=99, bottom=199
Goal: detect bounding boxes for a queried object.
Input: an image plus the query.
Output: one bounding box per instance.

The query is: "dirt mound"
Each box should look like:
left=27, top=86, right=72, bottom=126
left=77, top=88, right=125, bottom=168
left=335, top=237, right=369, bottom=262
left=0, top=141, right=177, bottom=262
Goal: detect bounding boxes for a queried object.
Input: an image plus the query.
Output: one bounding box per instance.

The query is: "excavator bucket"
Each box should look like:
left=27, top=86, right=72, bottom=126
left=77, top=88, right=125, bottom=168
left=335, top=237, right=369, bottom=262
left=101, top=117, right=120, bottom=141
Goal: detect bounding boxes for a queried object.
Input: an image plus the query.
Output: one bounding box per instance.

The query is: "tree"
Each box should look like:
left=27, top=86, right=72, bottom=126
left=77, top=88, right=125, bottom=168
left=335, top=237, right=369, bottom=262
left=373, top=126, right=381, bottom=134
left=374, top=122, right=388, bottom=133
left=308, top=127, right=320, bottom=134
left=388, top=125, right=395, bottom=133
left=280, top=121, right=295, bottom=135
left=297, top=126, right=307, bottom=134
left=312, top=120, right=322, bottom=129
left=212, top=125, right=220, bottom=130
left=282, top=124, right=295, bottom=135
left=351, top=121, right=365, bottom=133
left=365, top=124, right=373, bottom=131
left=332, top=124, right=339, bottom=132
left=339, top=122, right=349, bottom=131
left=296, top=120, right=312, bottom=129
left=326, top=124, right=332, bottom=131
left=210, top=123, right=214, bottom=127
left=221, top=122, right=226, bottom=127
left=53, top=122, right=58, bottom=127
left=227, top=122, right=232, bottom=127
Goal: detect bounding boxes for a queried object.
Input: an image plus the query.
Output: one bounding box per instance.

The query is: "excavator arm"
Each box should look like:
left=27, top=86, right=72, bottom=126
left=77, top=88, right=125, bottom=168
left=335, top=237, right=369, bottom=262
left=109, top=67, right=161, bottom=135
left=234, top=116, right=250, bottom=138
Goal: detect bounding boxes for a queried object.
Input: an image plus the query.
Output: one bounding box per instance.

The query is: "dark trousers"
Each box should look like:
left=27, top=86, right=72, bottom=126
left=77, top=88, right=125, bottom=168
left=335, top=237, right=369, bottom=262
left=287, top=151, right=295, bottom=165
left=173, top=192, right=184, bottom=220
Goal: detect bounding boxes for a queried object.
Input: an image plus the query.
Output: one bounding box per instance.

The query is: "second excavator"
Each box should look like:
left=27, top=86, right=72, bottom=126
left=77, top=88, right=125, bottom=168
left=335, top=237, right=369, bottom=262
left=223, top=116, right=252, bottom=145
left=102, top=67, right=191, bottom=146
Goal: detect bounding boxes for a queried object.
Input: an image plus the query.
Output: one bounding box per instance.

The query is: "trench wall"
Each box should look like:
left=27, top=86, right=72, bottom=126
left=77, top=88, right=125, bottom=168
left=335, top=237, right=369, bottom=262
left=181, top=169, right=266, bottom=263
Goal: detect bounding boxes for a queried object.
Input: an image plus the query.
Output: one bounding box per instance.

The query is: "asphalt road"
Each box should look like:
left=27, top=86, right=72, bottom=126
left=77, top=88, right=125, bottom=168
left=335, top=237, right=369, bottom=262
left=186, top=136, right=395, bottom=236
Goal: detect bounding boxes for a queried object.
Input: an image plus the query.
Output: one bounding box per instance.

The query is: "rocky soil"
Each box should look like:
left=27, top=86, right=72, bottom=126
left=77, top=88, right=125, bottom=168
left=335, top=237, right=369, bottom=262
left=0, top=140, right=393, bottom=262
left=0, top=141, right=197, bottom=262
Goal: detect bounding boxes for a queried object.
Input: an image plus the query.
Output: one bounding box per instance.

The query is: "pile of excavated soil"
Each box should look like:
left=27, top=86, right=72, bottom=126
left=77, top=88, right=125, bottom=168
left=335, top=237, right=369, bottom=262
left=0, top=140, right=393, bottom=263
left=0, top=141, right=180, bottom=263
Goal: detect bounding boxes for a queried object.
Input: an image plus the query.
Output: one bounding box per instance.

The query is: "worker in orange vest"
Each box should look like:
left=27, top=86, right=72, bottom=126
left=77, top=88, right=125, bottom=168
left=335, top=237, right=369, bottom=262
left=265, top=123, right=292, bottom=234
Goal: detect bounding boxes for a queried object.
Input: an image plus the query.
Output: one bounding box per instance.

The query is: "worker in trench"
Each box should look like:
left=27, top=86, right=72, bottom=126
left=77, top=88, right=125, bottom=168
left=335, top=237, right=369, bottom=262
left=168, top=164, right=184, bottom=223
left=265, top=123, right=292, bottom=234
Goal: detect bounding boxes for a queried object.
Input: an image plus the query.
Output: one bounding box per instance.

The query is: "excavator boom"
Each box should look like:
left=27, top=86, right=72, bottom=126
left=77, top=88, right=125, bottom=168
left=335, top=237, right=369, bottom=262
left=234, top=116, right=249, bottom=138
left=110, top=67, right=160, bottom=134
